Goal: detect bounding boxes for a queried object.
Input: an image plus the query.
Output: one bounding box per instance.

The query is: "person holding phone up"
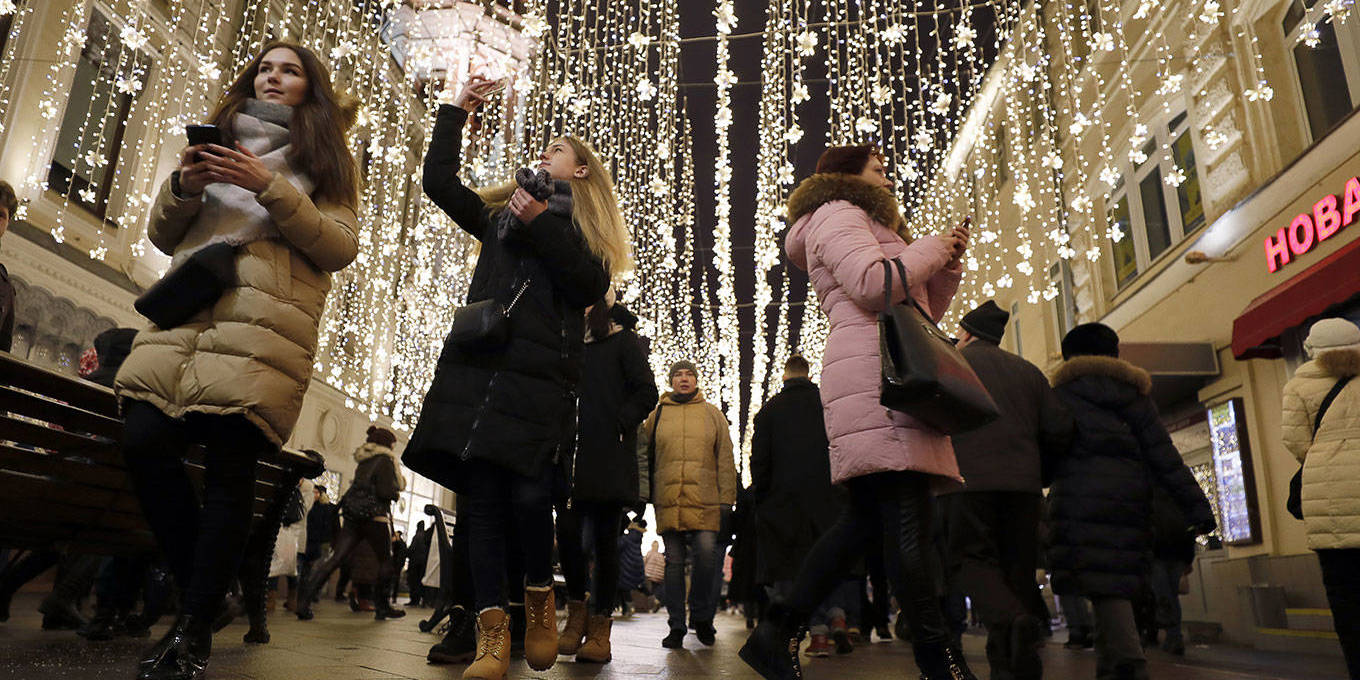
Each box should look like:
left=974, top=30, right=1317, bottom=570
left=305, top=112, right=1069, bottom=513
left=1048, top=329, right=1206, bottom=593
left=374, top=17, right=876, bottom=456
left=113, top=42, right=359, bottom=680
left=402, top=76, right=627, bottom=680
left=741, top=145, right=977, bottom=680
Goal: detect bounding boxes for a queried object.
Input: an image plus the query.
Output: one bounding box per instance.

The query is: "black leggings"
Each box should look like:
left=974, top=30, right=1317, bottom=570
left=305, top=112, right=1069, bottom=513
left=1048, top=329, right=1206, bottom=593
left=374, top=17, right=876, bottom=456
left=304, top=519, right=394, bottom=598
left=556, top=501, right=622, bottom=615
left=461, top=459, right=555, bottom=611
left=122, top=400, right=271, bottom=620
left=787, top=471, right=947, bottom=646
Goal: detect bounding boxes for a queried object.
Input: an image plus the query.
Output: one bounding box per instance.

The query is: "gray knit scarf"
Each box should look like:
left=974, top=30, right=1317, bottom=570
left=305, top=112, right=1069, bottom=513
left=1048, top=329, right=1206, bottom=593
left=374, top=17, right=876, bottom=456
left=497, top=168, right=573, bottom=241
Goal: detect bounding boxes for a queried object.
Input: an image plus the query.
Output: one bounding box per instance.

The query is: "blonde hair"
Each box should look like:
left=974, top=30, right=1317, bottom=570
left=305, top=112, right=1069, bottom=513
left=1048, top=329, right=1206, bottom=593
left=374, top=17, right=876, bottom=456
left=478, top=136, right=632, bottom=278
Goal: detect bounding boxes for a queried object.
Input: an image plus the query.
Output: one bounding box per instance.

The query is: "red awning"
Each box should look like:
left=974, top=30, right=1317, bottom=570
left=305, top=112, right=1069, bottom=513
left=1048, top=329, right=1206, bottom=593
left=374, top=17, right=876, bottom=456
left=1232, top=236, right=1360, bottom=359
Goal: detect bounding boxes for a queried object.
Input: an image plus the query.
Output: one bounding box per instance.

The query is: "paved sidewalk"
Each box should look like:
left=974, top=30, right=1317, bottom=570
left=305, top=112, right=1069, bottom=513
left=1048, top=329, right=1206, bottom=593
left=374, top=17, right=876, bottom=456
left=0, top=595, right=1349, bottom=679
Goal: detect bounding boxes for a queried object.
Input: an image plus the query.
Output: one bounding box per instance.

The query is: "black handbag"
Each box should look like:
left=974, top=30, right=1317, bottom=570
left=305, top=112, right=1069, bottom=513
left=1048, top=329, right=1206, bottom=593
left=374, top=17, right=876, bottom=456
left=134, top=242, right=236, bottom=329
left=1287, top=375, right=1353, bottom=520
left=878, top=259, right=999, bottom=434
left=448, top=278, right=531, bottom=352
left=340, top=463, right=385, bottom=523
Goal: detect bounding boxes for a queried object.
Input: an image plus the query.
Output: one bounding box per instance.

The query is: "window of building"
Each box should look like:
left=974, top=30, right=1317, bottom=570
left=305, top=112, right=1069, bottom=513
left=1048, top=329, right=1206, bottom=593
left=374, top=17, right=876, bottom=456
left=1104, top=111, right=1203, bottom=290
left=46, top=9, right=151, bottom=221
left=1286, top=1, right=1360, bottom=142
left=0, top=12, right=14, bottom=57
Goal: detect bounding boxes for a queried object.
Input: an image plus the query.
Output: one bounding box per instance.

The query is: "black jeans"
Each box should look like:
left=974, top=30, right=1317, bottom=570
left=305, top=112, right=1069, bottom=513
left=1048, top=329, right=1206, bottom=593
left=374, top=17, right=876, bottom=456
left=942, top=492, right=1042, bottom=626
left=122, top=400, right=271, bottom=620
left=556, top=501, right=622, bottom=615
left=787, top=471, right=948, bottom=647
left=460, top=459, right=555, bottom=611
left=1317, top=548, right=1360, bottom=676
left=302, top=519, right=394, bottom=602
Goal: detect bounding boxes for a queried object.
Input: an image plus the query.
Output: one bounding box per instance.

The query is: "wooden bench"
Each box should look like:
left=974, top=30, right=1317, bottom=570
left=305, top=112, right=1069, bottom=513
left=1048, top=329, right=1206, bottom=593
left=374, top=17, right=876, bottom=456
left=0, top=350, right=324, bottom=641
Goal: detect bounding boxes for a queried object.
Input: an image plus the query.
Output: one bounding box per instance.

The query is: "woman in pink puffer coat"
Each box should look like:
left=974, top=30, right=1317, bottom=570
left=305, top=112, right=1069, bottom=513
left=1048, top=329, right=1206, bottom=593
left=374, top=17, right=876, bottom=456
left=740, top=145, right=976, bottom=680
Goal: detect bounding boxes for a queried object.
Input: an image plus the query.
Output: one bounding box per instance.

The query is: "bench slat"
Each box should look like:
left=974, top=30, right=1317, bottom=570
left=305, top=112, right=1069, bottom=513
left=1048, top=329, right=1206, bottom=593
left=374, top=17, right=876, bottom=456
left=0, top=413, right=118, bottom=454
left=0, top=352, right=119, bottom=417
left=0, top=445, right=132, bottom=490
left=0, top=385, right=124, bottom=439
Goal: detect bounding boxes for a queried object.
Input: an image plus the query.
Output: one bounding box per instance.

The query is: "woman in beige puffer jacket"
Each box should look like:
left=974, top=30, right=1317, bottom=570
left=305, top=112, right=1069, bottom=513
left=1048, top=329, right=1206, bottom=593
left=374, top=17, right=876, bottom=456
left=114, top=42, right=359, bottom=680
left=1281, top=317, right=1360, bottom=675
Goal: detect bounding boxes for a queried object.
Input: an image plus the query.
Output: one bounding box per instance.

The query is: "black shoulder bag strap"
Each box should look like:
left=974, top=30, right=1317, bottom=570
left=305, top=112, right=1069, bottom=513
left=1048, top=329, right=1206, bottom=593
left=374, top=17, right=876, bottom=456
left=1288, top=375, right=1354, bottom=520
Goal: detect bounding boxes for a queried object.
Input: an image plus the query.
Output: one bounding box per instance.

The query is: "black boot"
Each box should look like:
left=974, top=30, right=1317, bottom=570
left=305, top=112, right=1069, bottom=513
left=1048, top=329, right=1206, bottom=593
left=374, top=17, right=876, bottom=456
left=427, top=606, right=476, bottom=663
left=137, top=615, right=212, bottom=680
left=294, top=573, right=321, bottom=621
left=373, top=583, right=406, bottom=621
left=913, top=642, right=978, bottom=680
left=77, top=606, right=126, bottom=641
left=508, top=602, right=526, bottom=657
left=738, top=606, right=806, bottom=680
left=210, top=591, right=243, bottom=633
left=39, top=598, right=87, bottom=630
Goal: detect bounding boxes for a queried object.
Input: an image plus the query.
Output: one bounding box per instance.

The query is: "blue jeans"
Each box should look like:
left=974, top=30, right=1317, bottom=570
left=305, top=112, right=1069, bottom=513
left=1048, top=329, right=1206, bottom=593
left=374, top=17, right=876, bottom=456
left=662, top=530, right=718, bottom=633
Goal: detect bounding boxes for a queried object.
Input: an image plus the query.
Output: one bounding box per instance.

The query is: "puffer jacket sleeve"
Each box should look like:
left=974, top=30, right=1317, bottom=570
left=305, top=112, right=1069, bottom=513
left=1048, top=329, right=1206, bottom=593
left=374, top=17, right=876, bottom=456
left=924, top=261, right=964, bottom=323
left=147, top=174, right=204, bottom=255
left=808, top=203, right=953, bottom=313
left=422, top=105, right=493, bottom=240
left=617, top=333, right=660, bottom=432
left=712, top=406, right=738, bottom=507
left=1282, top=379, right=1316, bottom=463
left=1125, top=395, right=1216, bottom=531
left=517, top=211, right=610, bottom=308
left=256, top=174, right=360, bottom=273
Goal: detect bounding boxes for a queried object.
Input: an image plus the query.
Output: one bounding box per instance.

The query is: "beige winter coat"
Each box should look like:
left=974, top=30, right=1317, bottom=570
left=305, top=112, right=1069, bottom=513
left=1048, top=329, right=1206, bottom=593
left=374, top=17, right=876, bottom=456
left=644, top=390, right=738, bottom=533
left=115, top=174, right=359, bottom=447
left=1282, top=348, right=1360, bottom=550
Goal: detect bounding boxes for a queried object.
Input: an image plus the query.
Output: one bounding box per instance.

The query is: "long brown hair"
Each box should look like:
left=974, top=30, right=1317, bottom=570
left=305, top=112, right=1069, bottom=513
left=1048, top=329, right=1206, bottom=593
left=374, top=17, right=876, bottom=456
left=207, top=41, right=359, bottom=207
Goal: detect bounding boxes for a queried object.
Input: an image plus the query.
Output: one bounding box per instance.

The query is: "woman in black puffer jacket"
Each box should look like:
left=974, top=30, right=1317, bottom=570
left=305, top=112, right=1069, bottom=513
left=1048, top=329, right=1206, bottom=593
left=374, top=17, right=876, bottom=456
left=1045, top=324, right=1214, bottom=680
left=402, top=76, right=626, bottom=679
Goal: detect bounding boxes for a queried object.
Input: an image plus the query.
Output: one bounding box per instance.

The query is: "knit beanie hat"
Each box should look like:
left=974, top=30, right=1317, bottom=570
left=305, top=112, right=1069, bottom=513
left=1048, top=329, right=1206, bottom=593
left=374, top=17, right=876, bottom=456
left=669, top=360, right=698, bottom=380
left=366, top=425, right=397, bottom=448
left=960, top=300, right=1009, bottom=344
left=1061, top=323, right=1121, bottom=360
left=1305, top=318, right=1360, bottom=358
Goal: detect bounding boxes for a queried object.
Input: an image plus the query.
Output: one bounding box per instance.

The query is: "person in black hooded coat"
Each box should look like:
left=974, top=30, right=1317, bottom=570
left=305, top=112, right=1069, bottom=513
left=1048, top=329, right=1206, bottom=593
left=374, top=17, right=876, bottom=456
left=1046, top=323, right=1214, bottom=680
left=555, top=295, right=657, bottom=661
left=402, top=76, right=621, bottom=676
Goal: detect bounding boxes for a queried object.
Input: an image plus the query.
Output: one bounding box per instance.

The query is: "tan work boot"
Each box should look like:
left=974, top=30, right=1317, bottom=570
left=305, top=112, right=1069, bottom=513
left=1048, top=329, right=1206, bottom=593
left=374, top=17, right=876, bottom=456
left=576, top=614, right=613, bottom=663
left=462, top=608, right=510, bottom=680
left=523, top=585, right=558, bottom=671
left=558, top=597, right=588, bottom=655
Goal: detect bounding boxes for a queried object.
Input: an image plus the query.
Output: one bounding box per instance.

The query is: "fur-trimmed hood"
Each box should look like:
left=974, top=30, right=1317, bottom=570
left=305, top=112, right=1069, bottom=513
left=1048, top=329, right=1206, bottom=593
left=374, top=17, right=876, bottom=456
left=354, top=441, right=407, bottom=491
left=786, top=173, right=908, bottom=235
left=1052, top=355, right=1153, bottom=396
left=1315, top=348, right=1360, bottom=379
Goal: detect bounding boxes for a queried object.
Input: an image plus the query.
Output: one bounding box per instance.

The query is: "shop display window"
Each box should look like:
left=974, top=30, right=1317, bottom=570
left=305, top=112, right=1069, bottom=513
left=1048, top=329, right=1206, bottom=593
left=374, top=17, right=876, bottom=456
left=1207, top=399, right=1262, bottom=545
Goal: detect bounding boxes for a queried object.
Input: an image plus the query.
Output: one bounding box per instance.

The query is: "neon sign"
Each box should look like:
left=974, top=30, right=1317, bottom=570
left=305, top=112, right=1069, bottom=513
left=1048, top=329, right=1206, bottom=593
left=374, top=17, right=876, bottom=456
left=1265, top=176, right=1360, bottom=272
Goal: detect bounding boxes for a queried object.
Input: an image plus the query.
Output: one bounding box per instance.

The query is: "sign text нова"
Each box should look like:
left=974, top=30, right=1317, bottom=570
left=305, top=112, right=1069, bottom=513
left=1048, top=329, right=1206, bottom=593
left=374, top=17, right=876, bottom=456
left=1265, top=176, right=1360, bottom=273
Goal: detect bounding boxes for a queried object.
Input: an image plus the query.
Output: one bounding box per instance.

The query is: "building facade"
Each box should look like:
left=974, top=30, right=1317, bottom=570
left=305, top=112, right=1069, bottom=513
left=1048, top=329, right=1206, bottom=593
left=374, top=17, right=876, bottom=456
left=920, top=0, right=1360, bottom=653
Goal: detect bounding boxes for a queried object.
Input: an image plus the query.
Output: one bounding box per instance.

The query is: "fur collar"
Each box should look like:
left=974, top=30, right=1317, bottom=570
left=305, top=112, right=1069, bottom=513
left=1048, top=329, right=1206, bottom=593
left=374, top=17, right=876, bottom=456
left=1316, top=349, right=1360, bottom=378
left=1051, top=355, right=1153, bottom=395
left=786, top=173, right=907, bottom=234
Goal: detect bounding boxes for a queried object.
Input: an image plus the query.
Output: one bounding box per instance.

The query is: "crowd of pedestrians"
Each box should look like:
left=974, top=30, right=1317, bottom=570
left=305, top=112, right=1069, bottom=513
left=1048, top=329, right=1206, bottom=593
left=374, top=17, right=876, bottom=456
left=2, top=36, right=1359, bottom=680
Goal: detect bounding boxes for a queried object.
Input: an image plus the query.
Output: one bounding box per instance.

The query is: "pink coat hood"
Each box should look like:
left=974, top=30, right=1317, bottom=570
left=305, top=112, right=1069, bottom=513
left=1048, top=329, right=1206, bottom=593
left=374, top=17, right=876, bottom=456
left=785, top=173, right=964, bottom=483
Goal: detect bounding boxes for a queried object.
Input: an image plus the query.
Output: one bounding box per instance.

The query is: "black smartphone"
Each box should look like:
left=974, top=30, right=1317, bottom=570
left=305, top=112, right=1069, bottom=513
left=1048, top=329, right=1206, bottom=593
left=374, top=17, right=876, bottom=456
left=186, top=124, right=222, bottom=147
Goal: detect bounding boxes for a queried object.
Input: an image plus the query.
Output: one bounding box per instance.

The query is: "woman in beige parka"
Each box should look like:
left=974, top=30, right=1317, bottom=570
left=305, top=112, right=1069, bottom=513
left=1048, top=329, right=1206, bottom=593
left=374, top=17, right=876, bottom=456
left=1281, top=317, right=1360, bottom=676
left=114, top=42, right=359, bottom=680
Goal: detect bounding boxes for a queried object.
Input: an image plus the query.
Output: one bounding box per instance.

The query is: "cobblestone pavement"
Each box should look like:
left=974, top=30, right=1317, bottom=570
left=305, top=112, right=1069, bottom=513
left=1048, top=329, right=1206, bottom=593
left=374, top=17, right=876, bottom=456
left=0, top=595, right=1349, bottom=679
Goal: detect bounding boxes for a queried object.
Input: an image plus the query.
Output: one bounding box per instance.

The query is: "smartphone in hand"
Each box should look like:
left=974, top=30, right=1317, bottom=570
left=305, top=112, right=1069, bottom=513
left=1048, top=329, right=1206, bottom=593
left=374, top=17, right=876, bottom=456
left=186, top=124, right=223, bottom=148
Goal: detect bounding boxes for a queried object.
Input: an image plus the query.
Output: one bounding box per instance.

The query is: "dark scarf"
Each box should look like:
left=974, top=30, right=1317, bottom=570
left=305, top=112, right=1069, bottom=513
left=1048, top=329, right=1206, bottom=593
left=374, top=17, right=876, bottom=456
left=671, top=391, right=698, bottom=404
left=497, top=168, right=573, bottom=241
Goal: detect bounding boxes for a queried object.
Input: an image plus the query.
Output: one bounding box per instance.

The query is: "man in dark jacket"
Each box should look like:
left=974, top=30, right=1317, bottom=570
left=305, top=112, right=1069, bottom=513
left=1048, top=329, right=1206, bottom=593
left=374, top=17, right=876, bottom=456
left=750, top=355, right=853, bottom=655
left=1048, top=323, right=1215, bottom=680
left=406, top=521, right=431, bottom=607
left=943, top=300, right=1073, bottom=680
